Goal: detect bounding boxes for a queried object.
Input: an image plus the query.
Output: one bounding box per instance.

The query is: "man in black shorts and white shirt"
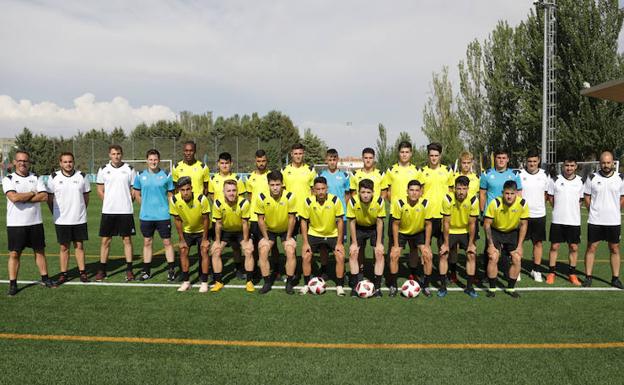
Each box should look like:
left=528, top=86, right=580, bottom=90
left=582, top=151, right=624, bottom=289
left=3, top=150, right=56, bottom=296
left=95, top=144, right=137, bottom=282
left=46, top=152, right=91, bottom=284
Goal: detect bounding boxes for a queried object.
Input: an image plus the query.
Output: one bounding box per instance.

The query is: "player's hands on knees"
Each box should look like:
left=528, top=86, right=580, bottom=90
left=302, top=242, right=311, bottom=255
left=178, top=240, right=188, bottom=251
left=422, top=245, right=433, bottom=260
left=511, top=246, right=523, bottom=260
left=487, top=244, right=499, bottom=259
left=439, top=243, right=449, bottom=257
left=467, top=243, right=477, bottom=256
left=334, top=243, right=345, bottom=256
left=349, top=243, right=360, bottom=256
left=374, top=243, right=385, bottom=256
left=390, top=246, right=402, bottom=258
left=201, top=239, right=210, bottom=249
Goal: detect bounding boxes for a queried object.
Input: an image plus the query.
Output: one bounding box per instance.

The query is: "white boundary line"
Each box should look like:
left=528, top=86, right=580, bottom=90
left=0, top=280, right=621, bottom=292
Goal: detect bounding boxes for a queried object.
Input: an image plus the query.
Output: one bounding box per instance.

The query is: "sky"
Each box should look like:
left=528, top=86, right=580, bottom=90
left=1, top=0, right=623, bottom=156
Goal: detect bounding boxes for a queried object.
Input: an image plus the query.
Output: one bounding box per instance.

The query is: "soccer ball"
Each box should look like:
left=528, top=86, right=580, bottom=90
left=400, top=279, right=421, bottom=298
left=307, top=277, right=326, bottom=295
left=355, top=280, right=375, bottom=298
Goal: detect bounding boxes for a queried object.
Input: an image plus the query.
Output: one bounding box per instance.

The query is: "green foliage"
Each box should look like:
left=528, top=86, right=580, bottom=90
left=301, top=128, right=327, bottom=166
left=375, top=124, right=393, bottom=171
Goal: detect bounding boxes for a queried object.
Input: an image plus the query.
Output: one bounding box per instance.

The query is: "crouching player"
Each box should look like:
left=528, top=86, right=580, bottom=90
left=170, top=177, right=211, bottom=292
left=210, top=180, right=254, bottom=293
left=300, top=176, right=346, bottom=296
left=439, top=176, right=479, bottom=298
left=483, top=180, right=528, bottom=298
left=256, top=171, right=298, bottom=294
left=389, top=180, right=434, bottom=297
left=347, top=179, right=386, bottom=297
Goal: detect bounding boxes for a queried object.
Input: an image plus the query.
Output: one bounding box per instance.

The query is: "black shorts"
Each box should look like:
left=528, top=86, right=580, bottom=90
left=355, top=225, right=384, bottom=247
left=268, top=231, right=290, bottom=242
left=250, top=221, right=261, bottom=241
left=99, top=214, right=136, bottom=237
left=491, top=229, right=519, bottom=254
left=7, top=224, right=45, bottom=252
left=448, top=233, right=469, bottom=250
left=398, top=231, right=425, bottom=248
left=430, top=218, right=443, bottom=240
left=183, top=232, right=204, bottom=248
left=308, top=235, right=337, bottom=253
left=526, top=216, right=546, bottom=242
left=587, top=224, right=621, bottom=244
left=140, top=220, right=171, bottom=239
left=55, top=223, right=88, bottom=244
left=220, top=231, right=243, bottom=247
left=549, top=224, right=581, bottom=244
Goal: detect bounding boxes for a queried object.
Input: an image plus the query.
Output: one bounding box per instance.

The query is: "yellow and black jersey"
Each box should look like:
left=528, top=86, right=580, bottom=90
left=282, top=163, right=316, bottom=215
left=450, top=172, right=480, bottom=198
left=349, top=168, right=387, bottom=197
left=208, top=172, right=247, bottom=203
left=391, top=198, right=433, bottom=235
left=212, top=196, right=251, bottom=232
left=171, top=160, right=210, bottom=196
left=169, top=193, right=211, bottom=234
left=246, top=170, right=270, bottom=222
left=440, top=194, right=479, bottom=235
left=382, top=163, right=421, bottom=204
left=255, top=191, right=297, bottom=234
left=420, top=165, right=454, bottom=219
left=300, top=193, right=345, bottom=238
left=346, top=195, right=386, bottom=227
left=485, top=197, right=529, bottom=233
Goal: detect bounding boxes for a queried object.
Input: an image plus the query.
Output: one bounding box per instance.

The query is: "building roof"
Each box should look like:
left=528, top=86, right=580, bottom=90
left=580, top=79, right=624, bottom=103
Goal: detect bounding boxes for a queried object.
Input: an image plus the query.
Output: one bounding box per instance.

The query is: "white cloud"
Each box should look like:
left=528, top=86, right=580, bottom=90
left=0, top=93, right=176, bottom=136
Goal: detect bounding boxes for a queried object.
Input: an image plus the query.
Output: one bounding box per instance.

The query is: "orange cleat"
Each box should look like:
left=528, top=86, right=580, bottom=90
left=546, top=273, right=555, bottom=285
left=569, top=274, right=582, bottom=286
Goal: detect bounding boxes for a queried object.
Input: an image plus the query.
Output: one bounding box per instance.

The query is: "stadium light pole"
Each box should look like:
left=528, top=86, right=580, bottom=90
left=536, top=0, right=557, bottom=167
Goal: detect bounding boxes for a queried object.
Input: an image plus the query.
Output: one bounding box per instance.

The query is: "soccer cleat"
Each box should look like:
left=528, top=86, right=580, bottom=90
left=357, top=271, right=364, bottom=282
left=449, top=271, right=458, bottom=284
left=335, top=286, right=345, bottom=296
left=350, top=289, right=358, bottom=298
left=7, top=285, right=18, bottom=297
left=259, top=282, right=272, bottom=294
left=546, top=273, right=556, bottom=285
left=235, top=269, right=246, bottom=280
left=95, top=270, right=107, bottom=282
left=388, top=286, right=398, bottom=297
left=505, top=288, right=520, bottom=298
left=211, top=281, right=225, bottom=293
left=285, top=281, right=295, bottom=295
left=56, top=274, right=68, bottom=285
left=581, top=277, right=593, bottom=287
left=464, top=288, right=478, bottom=298
left=245, top=281, right=256, bottom=293
left=167, top=269, right=176, bottom=282
left=568, top=274, right=581, bottom=286
left=437, top=288, right=447, bottom=298
left=177, top=281, right=191, bottom=292
left=612, top=277, right=623, bottom=290
left=422, top=287, right=432, bottom=297
left=125, top=270, right=135, bottom=282
left=486, top=289, right=496, bottom=298
left=41, top=278, right=58, bottom=288
left=198, top=282, right=209, bottom=293
left=372, top=289, right=383, bottom=298
left=137, top=271, right=151, bottom=281
left=299, top=285, right=310, bottom=295
left=79, top=272, right=90, bottom=283
left=529, top=270, right=543, bottom=283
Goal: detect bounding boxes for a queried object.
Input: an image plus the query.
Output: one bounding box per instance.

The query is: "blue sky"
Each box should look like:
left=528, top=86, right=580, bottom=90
left=1, top=0, right=622, bottom=156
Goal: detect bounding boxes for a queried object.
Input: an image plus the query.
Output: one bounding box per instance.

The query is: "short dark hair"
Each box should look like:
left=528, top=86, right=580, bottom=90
left=398, top=141, right=412, bottom=151
left=108, top=144, right=123, bottom=153
left=218, top=152, right=232, bottom=162
left=146, top=149, right=160, bottom=159
left=563, top=155, right=577, bottom=163
left=427, top=142, right=442, bottom=154
left=503, top=180, right=518, bottom=190
left=326, top=148, right=339, bottom=157
left=59, top=152, right=74, bottom=161
left=267, top=170, right=283, bottom=182
left=314, top=176, right=327, bottom=185
left=177, top=176, right=192, bottom=188
left=407, top=179, right=422, bottom=189
left=362, top=147, right=375, bottom=156
left=455, top=175, right=470, bottom=187
left=255, top=149, right=267, bottom=158
left=291, top=143, right=305, bottom=151
left=494, top=149, right=509, bottom=157
left=358, top=178, right=374, bottom=191
left=526, top=150, right=540, bottom=159
left=183, top=141, right=196, bottom=150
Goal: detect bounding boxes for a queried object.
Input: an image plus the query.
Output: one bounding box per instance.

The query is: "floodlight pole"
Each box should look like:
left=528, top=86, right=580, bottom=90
left=537, top=0, right=557, bottom=166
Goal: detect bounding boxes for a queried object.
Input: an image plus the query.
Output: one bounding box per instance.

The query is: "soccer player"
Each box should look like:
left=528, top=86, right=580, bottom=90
left=349, top=147, right=388, bottom=199
left=389, top=180, right=434, bottom=297
left=169, top=177, right=211, bottom=292
left=382, top=141, right=422, bottom=279
left=582, top=151, right=624, bottom=289
left=4, top=150, right=56, bottom=296
left=246, top=149, right=270, bottom=246
left=210, top=180, right=254, bottom=292
left=299, top=176, right=346, bottom=296
left=546, top=156, right=584, bottom=286
left=347, top=179, right=386, bottom=298
left=172, top=140, right=210, bottom=196
left=282, top=143, right=316, bottom=228
left=46, top=152, right=91, bottom=284
left=133, top=149, right=176, bottom=281
left=95, top=145, right=137, bottom=282
left=420, top=143, right=454, bottom=245
left=483, top=180, right=528, bottom=298
left=439, top=176, right=479, bottom=298
left=256, top=171, right=297, bottom=294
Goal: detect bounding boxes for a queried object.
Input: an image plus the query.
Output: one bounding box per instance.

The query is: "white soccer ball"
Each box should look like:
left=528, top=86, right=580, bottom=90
left=355, top=280, right=375, bottom=298
left=307, top=277, right=326, bottom=295
left=400, top=279, right=421, bottom=298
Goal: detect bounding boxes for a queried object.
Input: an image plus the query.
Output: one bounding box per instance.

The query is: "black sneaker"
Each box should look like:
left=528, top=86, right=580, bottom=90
left=56, top=273, right=68, bottom=285
left=79, top=272, right=90, bottom=283
left=259, top=282, right=272, bottom=294
left=437, top=287, right=448, bottom=298
left=285, top=281, right=295, bottom=295
left=235, top=269, right=246, bottom=280
left=612, top=277, right=623, bottom=289
left=422, top=287, right=432, bottom=297
left=350, top=289, right=358, bottom=298
left=464, top=288, right=478, bottom=298
left=388, top=286, right=398, bottom=297
left=486, top=289, right=496, bottom=298
left=7, top=285, right=17, bottom=296
left=505, top=289, right=520, bottom=298
left=582, top=277, right=593, bottom=287
left=167, top=268, right=176, bottom=282
left=372, top=289, right=383, bottom=298
left=41, top=278, right=58, bottom=288
left=137, top=271, right=151, bottom=281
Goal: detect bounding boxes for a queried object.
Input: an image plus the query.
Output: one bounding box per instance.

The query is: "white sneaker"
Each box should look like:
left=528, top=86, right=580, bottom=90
left=199, top=282, right=209, bottom=293
left=336, top=286, right=345, bottom=296
left=299, top=285, right=310, bottom=295
left=177, top=281, right=191, bottom=292
left=530, top=270, right=543, bottom=282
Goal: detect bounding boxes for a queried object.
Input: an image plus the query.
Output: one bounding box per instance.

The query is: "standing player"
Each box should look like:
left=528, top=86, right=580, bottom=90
left=582, top=151, right=624, bottom=289
left=172, top=141, right=210, bottom=196
left=256, top=171, right=298, bottom=294
left=4, top=150, right=56, bottom=296
left=546, top=156, right=584, bottom=286
left=282, top=143, right=316, bottom=231
left=95, top=145, right=137, bottom=282
left=133, top=149, right=176, bottom=281
left=299, top=176, right=346, bottom=296
left=483, top=181, right=528, bottom=298
left=347, top=179, right=386, bottom=297
left=46, top=152, right=91, bottom=284
left=349, top=147, right=387, bottom=199
left=519, top=152, right=549, bottom=282
left=389, top=180, right=434, bottom=297
left=210, top=180, right=254, bottom=292
left=169, top=177, right=211, bottom=292
left=439, top=176, right=479, bottom=298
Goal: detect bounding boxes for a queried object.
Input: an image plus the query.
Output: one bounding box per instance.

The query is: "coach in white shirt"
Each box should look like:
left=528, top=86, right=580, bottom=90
left=46, top=152, right=91, bottom=284
left=95, top=144, right=137, bottom=282
left=582, top=151, right=624, bottom=289
left=3, top=150, right=57, bottom=296
left=519, top=152, right=549, bottom=282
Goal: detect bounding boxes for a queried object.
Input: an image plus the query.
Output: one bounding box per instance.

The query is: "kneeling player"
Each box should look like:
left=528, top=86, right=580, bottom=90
left=439, top=176, right=479, bottom=298
left=170, top=177, right=211, bottom=292
left=483, top=180, right=528, bottom=298
left=347, top=179, right=386, bottom=297
left=210, top=180, right=254, bottom=292
left=300, top=176, right=346, bottom=296
left=256, top=171, right=297, bottom=294
left=389, top=180, right=434, bottom=297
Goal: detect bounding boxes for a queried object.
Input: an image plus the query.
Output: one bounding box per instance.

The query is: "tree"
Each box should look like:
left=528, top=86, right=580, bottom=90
left=259, top=110, right=301, bottom=169
left=375, top=123, right=393, bottom=171
left=301, top=128, right=327, bottom=166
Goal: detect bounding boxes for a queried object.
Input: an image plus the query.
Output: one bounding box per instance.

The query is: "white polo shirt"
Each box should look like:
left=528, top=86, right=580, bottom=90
left=2, top=172, right=47, bottom=227
left=46, top=170, right=91, bottom=225
left=584, top=171, right=624, bottom=226
left=547, top=174, right=584, bottom=226
left=96, top=162, right=136, bottom=215
left=519, top=169, right=549, bottom=218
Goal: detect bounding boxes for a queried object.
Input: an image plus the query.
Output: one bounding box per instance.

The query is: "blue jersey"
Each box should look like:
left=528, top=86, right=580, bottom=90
left=319, top=169, right=350, bottom=219
left=479, top=168, right=523, bottom=210
left=133, top=169, right=174, bottom=221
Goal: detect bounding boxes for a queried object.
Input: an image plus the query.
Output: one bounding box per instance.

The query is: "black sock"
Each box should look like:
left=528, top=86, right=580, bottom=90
left=167, top=262, right=175, bottom=270
left=201, top=273, right=208, bottom=283
left=99, top=262, right=107, bottom=271
left=9, top=279, right=17, bottom=287
left=246, top=270, right=254, bottom=282
left=439, top=274, right=447, bottom=289
left=549, top=265, right=555, bottom=273
left=423, top=274, right=431, bottom=288
left=304, top=275, right=311, bottom=285
left=389, top=273, right=397, bottom=287
left=181, top=271, right=190, bottom=281
left=41, top=274, right=49, bottom=281
left=235, top=262, right=243, bottom=271
left=126, top=262, right=133, bottom=271
left=489, top=278, right=497, bottom=289
left=214, top=272, right=223, bottom=283
left=612, top=276, right=619, bottom=282
left=508, top=278, right=517, bottom=289
left=143, top=263, right=151, bottom=275
left=374, top=275, right=382, bottom=290
left=286, top=275, right=294, bottom=285
left=320, top=264, right=328, bottom=275
left=450, top=263, right=457, bottom=273
left=349, top=274, right=358, bottom=288
left=467, top=275, right=474, bottom=290
left=60, top=271, right=68, bottom=277
left=79, top=270, right=86, bottom=275
left=569, top=265, right=576, bottom=275
left=586, top=274, right=593, bottom=279
left=409, top=266, right=418, bottom=278
left=335, top=276, right=344, bottom=287
left=263, top=275, right=271, bottom=285
left=533, top=262, right=540, bottom=272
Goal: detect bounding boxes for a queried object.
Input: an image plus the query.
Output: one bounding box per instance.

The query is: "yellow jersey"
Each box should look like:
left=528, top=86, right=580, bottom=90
left=420, top=165, right=454, bottom=219
left=382, top=163, right=421, bottom=204
left=246, top=170, right=270, bottom=222
left=255, top=191, right=297, bottom=234
left=208, top=172, right=247, bottom=203
left=440, top=194, right=479, bottom=234
left=300, top=193, right=345, bottom=238
left=349, top=168, right=387, bottom=197
left=212, top=196, right=251, bottom=232
left=171, top=160, right=210, bottom=196
left=169, top=193, right=211, bottom=234
left=346, top=195, right=386, bottom=228
left=484, top=197, right=529, bottom=233
left=451, top=172, right=480, bottom=198
left=282, top=163, right=316, bottom=215
left=391, top=198, right=433, bottom=235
